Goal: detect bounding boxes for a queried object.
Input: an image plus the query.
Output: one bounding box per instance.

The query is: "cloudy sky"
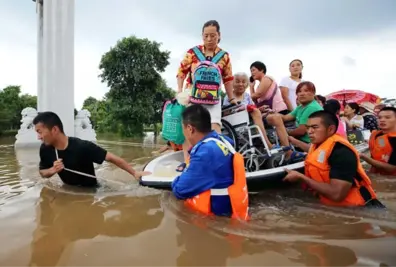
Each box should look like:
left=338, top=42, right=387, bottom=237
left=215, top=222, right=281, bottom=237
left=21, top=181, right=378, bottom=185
left=0, top=0, right=395, bottom=109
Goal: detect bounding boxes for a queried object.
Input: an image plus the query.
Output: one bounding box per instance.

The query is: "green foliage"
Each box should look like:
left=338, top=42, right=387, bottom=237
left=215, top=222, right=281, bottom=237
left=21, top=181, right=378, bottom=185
left=1, top=36, right=176, bottom=138
left=97, top=35, right=173, bottom=137
left=0, top=85, right=37, bottom=135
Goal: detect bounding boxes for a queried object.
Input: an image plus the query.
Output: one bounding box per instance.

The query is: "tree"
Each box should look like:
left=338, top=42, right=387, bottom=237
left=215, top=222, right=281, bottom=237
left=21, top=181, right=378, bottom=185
left=82, top=96, right=112, bottom=132
left=98, top=36, right=171, bottom=137
left=82, top=96, right=98, bottom=108
left=0, top=85, right=37, bottom=134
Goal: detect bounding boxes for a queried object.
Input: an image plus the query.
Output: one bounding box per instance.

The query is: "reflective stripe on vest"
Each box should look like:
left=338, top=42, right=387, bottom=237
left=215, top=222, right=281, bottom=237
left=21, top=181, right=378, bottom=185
left=203, top=137, right=236, bottom=196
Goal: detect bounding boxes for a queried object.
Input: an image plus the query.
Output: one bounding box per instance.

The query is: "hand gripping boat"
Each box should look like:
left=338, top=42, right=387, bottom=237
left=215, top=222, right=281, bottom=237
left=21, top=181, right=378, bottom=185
left=140, top=103, right=370, bottom=190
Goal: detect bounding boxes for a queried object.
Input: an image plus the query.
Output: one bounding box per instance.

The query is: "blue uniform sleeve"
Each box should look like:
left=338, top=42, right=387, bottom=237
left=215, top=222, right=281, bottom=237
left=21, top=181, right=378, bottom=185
left=171, top=146, right=215, bottom=199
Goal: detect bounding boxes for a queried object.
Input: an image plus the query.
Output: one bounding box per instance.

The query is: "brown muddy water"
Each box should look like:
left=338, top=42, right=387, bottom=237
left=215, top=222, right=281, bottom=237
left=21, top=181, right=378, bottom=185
left=0, top=135, right=395, bottom=266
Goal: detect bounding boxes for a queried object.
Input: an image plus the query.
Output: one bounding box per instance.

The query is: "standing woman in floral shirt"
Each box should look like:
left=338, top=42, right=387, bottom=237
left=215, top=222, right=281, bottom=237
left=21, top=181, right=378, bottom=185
left=175, top=20, right=236, bottom=171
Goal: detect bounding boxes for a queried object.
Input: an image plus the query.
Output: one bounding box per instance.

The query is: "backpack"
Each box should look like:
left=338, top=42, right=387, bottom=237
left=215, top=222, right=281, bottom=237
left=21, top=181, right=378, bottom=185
left=161, top=99, right=185, bottom=145
left=190, top=46, right=226, bottom=105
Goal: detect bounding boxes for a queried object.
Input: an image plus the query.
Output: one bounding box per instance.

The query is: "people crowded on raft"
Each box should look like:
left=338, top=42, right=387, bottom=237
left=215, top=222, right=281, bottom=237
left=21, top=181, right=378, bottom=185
left=283, top=110, right=383, bottom=207
left=176, top=19, right=236, bottom=172
left=223, top=72, right=274, bottom=148
left=266, top=81, right=323, bottom=161
left=171, top=104, right=249, bottom=220
left=361, top=106, right=396, bottom=176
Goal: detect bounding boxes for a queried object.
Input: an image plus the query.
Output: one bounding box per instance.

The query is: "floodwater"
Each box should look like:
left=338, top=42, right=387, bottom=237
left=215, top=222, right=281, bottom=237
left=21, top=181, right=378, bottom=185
left=0, top=135, right=395, bottom=266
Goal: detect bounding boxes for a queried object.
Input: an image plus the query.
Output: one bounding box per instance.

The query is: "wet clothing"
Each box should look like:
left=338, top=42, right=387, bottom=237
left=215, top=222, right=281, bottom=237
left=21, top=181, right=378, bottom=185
left=172, top=131, right=234, bottom=216
left=327, top=143, right=357, bottom=184
left=39, top=137, right=107, bottom=187
left=305, top=134, right=380, bottom=206
left=369, top=130, right=396, bottom=175
left=184, top=136, right=249, bottom=220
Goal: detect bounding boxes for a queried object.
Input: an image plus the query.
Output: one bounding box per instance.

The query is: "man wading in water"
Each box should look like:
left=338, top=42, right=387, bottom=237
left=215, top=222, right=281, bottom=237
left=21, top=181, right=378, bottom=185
left=34, top=111, right=149, bottom=187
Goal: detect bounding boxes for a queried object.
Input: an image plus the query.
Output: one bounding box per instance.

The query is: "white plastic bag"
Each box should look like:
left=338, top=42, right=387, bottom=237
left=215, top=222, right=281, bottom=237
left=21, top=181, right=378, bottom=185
left=176, top=89, right=191, bottom=106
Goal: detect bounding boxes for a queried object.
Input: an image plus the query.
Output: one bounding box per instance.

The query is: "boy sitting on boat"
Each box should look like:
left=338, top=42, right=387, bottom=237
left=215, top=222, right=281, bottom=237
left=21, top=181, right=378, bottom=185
left=283, top=110, right=383, bottom=207
left=171, top=104, right=249, bottom=220
left=361, top=106, right=396, bottom=176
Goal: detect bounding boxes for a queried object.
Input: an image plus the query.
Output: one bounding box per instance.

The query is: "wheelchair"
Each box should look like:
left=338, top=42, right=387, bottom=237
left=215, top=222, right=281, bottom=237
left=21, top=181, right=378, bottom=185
left=221, top=103, right=295, bottom=172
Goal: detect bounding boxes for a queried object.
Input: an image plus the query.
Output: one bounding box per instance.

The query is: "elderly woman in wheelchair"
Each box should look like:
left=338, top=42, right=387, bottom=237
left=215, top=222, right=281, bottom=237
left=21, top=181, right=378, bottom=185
left=222, top=73, right=295, bottom=171
left=223, top=73, right=274, bottom=148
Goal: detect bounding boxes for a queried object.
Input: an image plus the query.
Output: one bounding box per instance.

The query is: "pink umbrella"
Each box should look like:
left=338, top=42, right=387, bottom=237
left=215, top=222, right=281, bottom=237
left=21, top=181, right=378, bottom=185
left=326, top=89, right=381, bottom=109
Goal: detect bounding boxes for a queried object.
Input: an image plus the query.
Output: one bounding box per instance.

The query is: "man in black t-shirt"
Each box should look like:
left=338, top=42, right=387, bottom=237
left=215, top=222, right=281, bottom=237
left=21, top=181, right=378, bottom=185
left=360, top=106, right=396, bottom=175
left=33, top=111, right=150, bottom=187
left=283, top=110, right=381, bottom=207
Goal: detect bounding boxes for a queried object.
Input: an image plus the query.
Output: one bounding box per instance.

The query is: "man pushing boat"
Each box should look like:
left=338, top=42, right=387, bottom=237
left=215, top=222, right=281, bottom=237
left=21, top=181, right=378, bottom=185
left=360, top=106, right=396, bottom=176
left=283, top=110, right=384, bottom=207
left=171, top=105, right=249, bottom=220
left=34, top=111, right=149, bottom=187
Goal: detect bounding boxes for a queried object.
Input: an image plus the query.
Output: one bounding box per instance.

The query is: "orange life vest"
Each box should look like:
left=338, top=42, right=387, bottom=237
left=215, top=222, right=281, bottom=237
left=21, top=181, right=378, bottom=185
left=368, top=130, right=396, bottom=175
left=169, top=141, right=183, bottom=152
left=305, top=134, right=378, bottom=206
left=184, top=137, right=250, bottom=220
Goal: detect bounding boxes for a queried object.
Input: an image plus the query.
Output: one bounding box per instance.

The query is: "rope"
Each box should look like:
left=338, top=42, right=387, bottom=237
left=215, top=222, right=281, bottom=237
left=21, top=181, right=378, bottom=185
left=53, top=149, right=130, bottom=188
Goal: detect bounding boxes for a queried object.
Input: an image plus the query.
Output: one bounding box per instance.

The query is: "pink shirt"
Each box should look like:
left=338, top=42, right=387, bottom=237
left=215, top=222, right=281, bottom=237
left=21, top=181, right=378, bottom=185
left=336, top=115, right=347, bottom=138
left=257, top=77, right=287, bottom=112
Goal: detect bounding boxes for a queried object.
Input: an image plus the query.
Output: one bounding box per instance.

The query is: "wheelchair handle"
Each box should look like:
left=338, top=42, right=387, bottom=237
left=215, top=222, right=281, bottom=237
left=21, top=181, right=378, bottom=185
left=222, top=101, right=242, bottom=110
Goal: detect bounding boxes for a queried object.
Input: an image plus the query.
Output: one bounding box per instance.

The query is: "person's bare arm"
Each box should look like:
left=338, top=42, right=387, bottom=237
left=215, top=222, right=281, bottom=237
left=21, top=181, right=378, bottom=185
left=300, top=175, right=353, bottom=202
left=288, top=125, right=307, bottom=137
left=280, top=86, right=293, bottom=111
left=39, top=159, right=64, bottom=178
left=249, top=83, right=255, bottom=96
left=222, top=53, right=235, bottom=101
left=224, top=81, right=234, bottom=101
left=251, top=77, right=272, bottom=100
left=177, top=77, right=185, bottom=93
left=282, top=113, right=295, bottom=122
left=105, top=152, right=138, bottom=177
left=176, top=51, right=192, bottom=93
left=360, top=154, right=396, bottom=174
left=289, top=136, right=311, bottom=152
left=152, top=145, right=170, bottom=155
left=39, top=168, right=56, bottom=178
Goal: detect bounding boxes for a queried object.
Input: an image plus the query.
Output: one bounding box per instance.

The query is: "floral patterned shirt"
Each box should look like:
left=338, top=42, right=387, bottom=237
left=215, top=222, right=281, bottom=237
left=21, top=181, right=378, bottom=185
left=176, top=45, right=233, bottom=89
left=362, top=113, right=378, bottom=131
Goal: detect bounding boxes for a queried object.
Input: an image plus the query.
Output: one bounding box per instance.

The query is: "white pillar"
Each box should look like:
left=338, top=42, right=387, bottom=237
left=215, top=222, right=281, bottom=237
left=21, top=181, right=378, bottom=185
left=36, top=0, right=43, bottom=111
left=42, top=0, right=75, bottom=137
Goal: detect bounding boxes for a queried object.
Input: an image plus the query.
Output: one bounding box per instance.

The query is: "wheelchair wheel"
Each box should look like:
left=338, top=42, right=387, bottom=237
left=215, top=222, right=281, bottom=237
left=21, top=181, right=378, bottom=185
left=263, top=154, right=284, bottom=169
left=245, top=155, right=260, bottom=172
left=221, top=119, right=239, bottom=151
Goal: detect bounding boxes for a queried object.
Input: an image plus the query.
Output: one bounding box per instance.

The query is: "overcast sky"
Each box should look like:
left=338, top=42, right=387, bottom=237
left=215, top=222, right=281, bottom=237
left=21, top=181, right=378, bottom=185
left=0, top=0, right=395, bottom=109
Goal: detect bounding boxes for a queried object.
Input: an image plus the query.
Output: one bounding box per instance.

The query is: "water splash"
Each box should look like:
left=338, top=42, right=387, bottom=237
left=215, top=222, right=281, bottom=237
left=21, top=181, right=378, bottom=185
left=159, top=189, right=396, bottom=243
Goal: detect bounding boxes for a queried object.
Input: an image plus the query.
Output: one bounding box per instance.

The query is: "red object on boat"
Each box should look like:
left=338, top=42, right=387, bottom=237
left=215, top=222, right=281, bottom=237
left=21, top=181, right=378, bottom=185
left=326, top=89, right=381, bottom=109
